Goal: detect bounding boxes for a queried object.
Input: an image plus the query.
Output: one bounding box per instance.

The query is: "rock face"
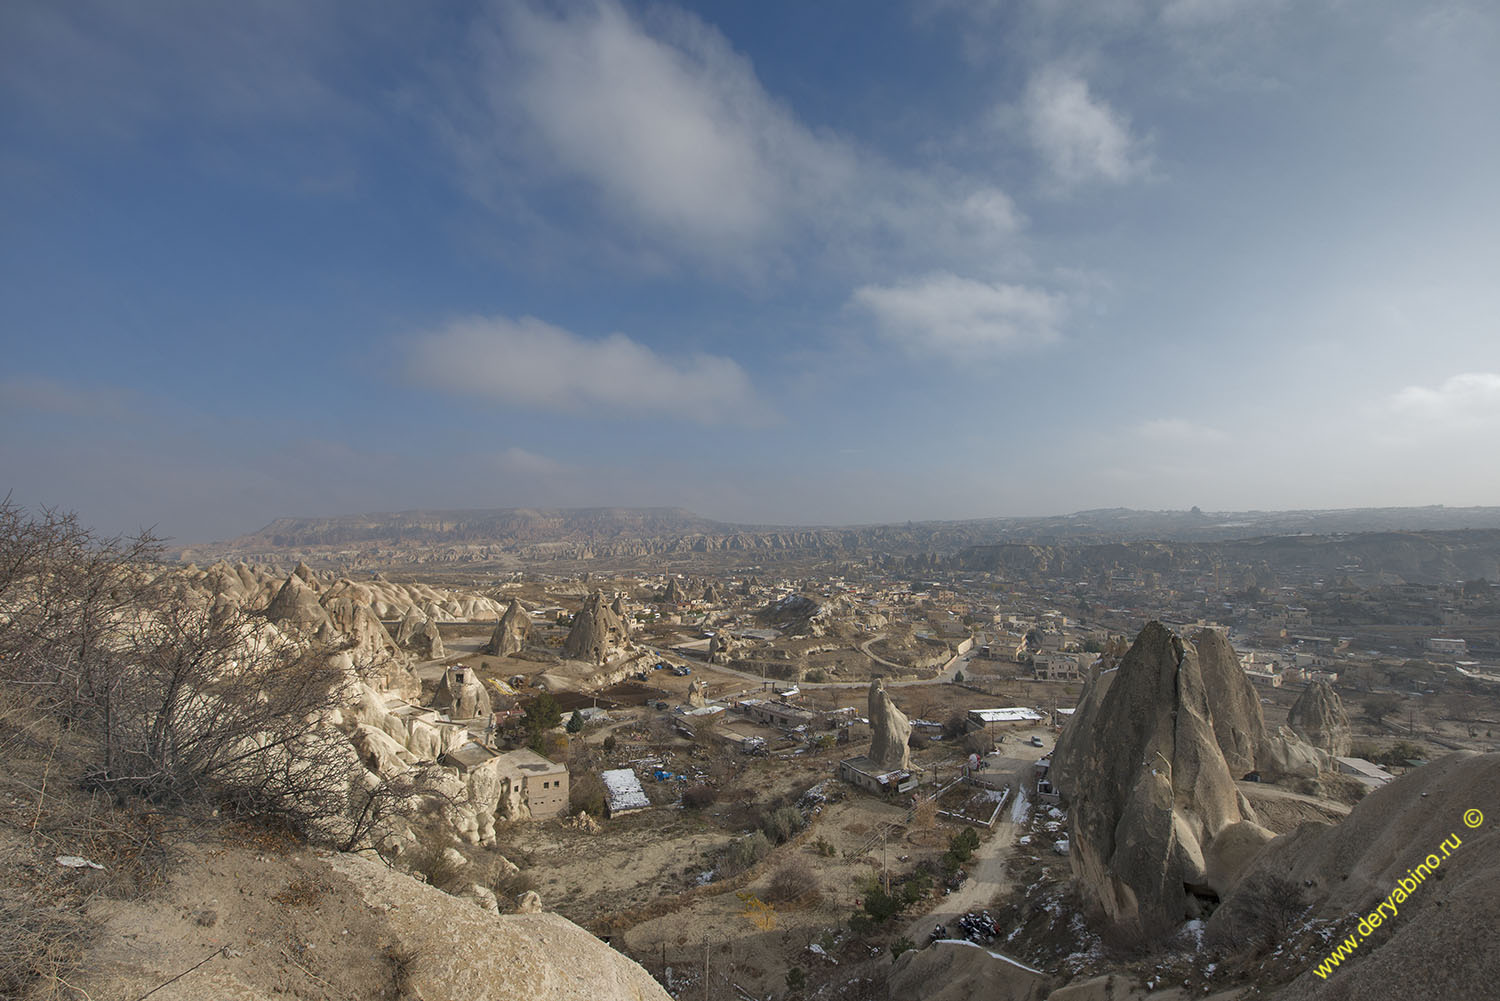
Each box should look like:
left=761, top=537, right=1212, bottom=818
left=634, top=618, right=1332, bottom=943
left=394, top=605, right=426, bottom=647
left=687, top=679, right=707, bottom=708
left=708, top=630, right=738, bottom=665
left=1208, top=751, right=1500, bottom=1001
left=1287, top=679, right=1353, bottom=758
left=264, top=573, right=331, bottom=630
left=435, top=665, right=491, bottom=720
left=1258, top=726, right=1327, bottom=780
left=562, top=591, right=629, bottom=664
left=485, top=599, right=531, bottom=657
left=1053, top=622, right=1272, bottom=940
left=663, top=577, right=687, bottom=604
left=888, top=939, right=1054, bottom=1001
left=867, top=678, right=912, bottom=772
left=82, top=844, right=673, bottom=1001
left=1192, top=628, right=1265, bottom=778
left=408, top=617, right=444, bottom=660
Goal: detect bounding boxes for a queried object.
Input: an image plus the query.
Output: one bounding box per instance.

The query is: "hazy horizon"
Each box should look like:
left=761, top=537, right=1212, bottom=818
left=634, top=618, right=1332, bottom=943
left=4, top=2, right=1498, bottom=543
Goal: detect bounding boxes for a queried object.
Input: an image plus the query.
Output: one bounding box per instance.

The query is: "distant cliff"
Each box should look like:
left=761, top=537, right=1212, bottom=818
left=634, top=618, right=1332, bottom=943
left=182, top=506, right=1500, bottom=577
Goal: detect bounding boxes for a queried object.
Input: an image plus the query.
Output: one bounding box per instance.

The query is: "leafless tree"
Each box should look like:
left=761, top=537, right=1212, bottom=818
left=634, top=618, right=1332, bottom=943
left=1, top=498, right=348, bottom=834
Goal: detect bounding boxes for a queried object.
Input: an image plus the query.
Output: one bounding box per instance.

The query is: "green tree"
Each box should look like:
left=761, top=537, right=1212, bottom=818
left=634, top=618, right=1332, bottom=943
left=566, top=709, right=584, bottom=733
left=524, top=692, right=562, bottom=733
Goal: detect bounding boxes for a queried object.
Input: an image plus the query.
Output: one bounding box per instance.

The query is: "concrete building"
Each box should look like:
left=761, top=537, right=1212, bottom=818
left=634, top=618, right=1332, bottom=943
left=966, top=707, right=1045, bottom=737
left=838, top=755, right=917, bottom=796
left=1427, top=637, right=1469, bottom=655
left=1335, top=756, right=1395, bottom=790
left=444, top=744, right=570, bottom=822
left=1033, top=652, right=1086, bottom=682
left=496, top=748, right=569, bottom=820
left=601, top=768, right=651, bottom=817
left=735, top=697, right=817, bottom=729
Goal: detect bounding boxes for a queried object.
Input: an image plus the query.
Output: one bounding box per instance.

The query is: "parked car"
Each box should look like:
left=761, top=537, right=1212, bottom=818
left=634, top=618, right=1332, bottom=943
left=1029, top=735, right=1045, bottom=747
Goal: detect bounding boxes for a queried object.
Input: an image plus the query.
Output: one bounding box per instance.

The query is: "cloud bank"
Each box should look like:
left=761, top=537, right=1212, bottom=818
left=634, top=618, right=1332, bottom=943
left=408, top=315, right=767, bottom=425
left=849, top=273, right=1064, bottom=356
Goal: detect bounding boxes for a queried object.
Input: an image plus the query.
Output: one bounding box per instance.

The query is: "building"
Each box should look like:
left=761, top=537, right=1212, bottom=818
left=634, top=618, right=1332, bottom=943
left=838, top=755, right=917, bottom=796
left=496, top=748, right=570, bottom=820
left=600, top=768, right=651, bottom=817
left=1427, top=637, right=1468, bottom=656
left=1033, top=652, right=1085, bottom=682
left=1335, top=756, right=1395, bottom=790
left=444, top=744, right=569, bottom=822
left=966, top=707, right=1045, bottom=736
left=735, top=698, right=817, bottom=729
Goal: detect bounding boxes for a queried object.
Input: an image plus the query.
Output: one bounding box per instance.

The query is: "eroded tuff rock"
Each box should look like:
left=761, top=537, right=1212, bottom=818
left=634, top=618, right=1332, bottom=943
left=484, top=598, right=531, bottom=657
left=687, top=679, right=708, bottom=708
left=407, top=617, right=443, bottom=660
left=708, top=630, right=739, bottom=665
left=264, top=573, right=331, bottom=630
left=394, top=605, right=426, bottom=646
left=1287, top=679, right=1353, bottom=758
left=1258, top=726, right=1327, bottom=780
left=562, top=591, right=630, bottom=664
left=1208, top=751, right=1500, bottom=1001
left=1053, top=622, right=1273, bottom=940
left=1193, top=628, right=1265, bottom=778
left=435, top=665, right=491, bottom=720
left=867, top=678, right=912, bottom=773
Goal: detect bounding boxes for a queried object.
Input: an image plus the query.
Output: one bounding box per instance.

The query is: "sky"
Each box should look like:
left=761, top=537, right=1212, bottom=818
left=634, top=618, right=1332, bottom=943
left=2, top=0, right=1498, bottom=544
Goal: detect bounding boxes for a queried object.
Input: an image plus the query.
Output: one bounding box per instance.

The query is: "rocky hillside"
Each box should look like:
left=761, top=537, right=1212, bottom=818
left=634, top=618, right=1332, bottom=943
left=183, top=506, right=1500, bottom=575
left=67, top=841, right=671, bottom=1001
left=956, top=531, right=1500, bottom=585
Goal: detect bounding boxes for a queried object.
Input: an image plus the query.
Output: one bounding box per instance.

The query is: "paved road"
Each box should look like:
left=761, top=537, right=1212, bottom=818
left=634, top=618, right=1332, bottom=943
left=640, top=643, right=977, bottom=693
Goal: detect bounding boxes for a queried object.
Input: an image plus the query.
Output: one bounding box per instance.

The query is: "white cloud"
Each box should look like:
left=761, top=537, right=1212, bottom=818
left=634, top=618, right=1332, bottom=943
left=1392, top=373, right=1500, bottom=427
left=1134, top=418, right=1228, bottom=444
left=408, top=314, right=767, bottom=425
left=1023, top=65, right=1148, bottom=187
left=849, top=273, right=1064, bottom=356
left=446, top=0, right=1021, bottom=274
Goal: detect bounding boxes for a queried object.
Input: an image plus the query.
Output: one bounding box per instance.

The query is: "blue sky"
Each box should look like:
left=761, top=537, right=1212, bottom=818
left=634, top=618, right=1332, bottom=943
left=2, top=0, right=1498, bottom=543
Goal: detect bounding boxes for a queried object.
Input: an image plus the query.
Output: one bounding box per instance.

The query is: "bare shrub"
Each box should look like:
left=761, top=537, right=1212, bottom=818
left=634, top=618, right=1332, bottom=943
left=0, top=500, right=348, bottom=837
left=911, top=797, right=938, bottom=831
left=0, top=896, right=90, bottom=1001
left=723, top=831, right=772, bottom=875
left=759, top=805, right=805, bottom=844
left=569, top=771, right=606, bottom=816
left=408, top=837, right=468, bottom=893
left=1211, top=872, right=1309, bottom=956
left=492, top=868, right=537, bottom=900
left=765, top=857, right=821, bottom=907
left=682, top=784, right=717, bottom=809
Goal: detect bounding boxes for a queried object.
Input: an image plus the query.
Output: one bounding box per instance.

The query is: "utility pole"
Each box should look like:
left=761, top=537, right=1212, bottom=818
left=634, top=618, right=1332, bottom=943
left=703, top=936, right=710, bottom=1001
left=882, top=828, right=889, bottom=894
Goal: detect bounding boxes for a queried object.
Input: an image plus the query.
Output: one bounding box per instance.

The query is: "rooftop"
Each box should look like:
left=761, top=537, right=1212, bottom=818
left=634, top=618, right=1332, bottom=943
left=969, top=707, right=1045, bottom=723
left=601, top=768, right=651, bottom=813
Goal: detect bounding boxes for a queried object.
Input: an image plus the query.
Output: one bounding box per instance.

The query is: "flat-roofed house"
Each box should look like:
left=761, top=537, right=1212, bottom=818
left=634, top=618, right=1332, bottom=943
left=601, top=768, right=651, bottom=817
left=966, top=707, right=1045, bottom=736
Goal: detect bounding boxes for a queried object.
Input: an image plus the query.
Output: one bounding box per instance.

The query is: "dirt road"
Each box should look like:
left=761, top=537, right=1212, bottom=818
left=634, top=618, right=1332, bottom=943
left=901, top=810, right=1021, bottom=945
